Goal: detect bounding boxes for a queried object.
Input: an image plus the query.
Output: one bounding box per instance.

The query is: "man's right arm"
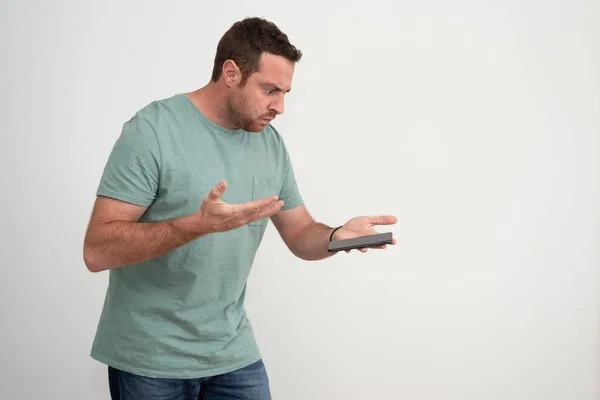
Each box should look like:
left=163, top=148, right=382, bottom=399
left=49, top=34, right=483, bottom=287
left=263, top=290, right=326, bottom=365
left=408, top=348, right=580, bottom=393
left=83, top=180, right=284, bottom=272
left=83, top=196, right=202, bottom=272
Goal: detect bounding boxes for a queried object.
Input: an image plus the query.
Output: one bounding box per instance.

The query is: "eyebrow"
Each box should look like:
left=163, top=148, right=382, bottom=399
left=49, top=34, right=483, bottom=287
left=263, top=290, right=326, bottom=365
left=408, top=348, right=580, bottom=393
left=264, top=83, right=291, bottom=93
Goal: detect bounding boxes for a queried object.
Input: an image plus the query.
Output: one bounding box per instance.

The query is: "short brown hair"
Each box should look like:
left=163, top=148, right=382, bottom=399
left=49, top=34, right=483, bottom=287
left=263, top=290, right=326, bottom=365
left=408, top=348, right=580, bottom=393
left=211, top=17, right=302, bottom=84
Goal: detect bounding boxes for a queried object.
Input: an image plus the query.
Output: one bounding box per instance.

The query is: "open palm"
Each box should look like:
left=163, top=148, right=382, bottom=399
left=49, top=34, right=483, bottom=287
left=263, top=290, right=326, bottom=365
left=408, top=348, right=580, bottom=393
left=334, top=215, right=398, bottom=253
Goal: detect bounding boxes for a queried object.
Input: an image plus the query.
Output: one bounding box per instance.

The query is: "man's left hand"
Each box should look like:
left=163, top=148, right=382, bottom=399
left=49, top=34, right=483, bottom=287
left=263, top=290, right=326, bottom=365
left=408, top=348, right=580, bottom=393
left=333, top=215, right=398, bottom=253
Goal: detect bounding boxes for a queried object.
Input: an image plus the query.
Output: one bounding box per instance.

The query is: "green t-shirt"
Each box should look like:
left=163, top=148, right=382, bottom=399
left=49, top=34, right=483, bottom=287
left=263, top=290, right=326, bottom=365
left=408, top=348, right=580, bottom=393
left=90, top=93, right=303, bottom=378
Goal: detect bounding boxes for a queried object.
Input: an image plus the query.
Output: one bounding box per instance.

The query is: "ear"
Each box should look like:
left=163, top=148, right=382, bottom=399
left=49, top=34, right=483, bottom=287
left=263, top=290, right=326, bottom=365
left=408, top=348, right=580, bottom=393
left=222, top=60, right=241, bottom=88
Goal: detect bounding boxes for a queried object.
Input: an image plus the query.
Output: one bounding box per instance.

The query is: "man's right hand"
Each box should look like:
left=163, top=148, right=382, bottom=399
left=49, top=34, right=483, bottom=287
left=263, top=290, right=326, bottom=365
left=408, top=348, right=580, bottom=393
left=193, top=181, right=284, bottom=235
left=83, top=180, right=283, bottom=272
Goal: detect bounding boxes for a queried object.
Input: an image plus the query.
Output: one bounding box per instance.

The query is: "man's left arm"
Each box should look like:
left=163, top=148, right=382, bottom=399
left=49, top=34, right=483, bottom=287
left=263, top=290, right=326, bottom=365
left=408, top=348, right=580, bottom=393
left=270, top=205, right=398, bottom=261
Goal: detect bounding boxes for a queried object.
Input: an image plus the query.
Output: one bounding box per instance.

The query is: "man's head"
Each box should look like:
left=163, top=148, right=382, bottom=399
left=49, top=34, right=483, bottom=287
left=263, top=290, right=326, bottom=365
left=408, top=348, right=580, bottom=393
left=211, top=17, right=302, bottom=132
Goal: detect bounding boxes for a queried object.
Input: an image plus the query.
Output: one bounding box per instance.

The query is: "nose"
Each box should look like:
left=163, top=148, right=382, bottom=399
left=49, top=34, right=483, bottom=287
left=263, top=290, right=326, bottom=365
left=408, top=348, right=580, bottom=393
left=269, top=96, right=284, bottom=115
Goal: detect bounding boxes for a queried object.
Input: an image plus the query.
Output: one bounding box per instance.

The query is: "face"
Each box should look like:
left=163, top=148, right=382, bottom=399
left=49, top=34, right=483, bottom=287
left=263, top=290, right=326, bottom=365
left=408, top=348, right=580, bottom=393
left=225, top=53, right=294, bottom=132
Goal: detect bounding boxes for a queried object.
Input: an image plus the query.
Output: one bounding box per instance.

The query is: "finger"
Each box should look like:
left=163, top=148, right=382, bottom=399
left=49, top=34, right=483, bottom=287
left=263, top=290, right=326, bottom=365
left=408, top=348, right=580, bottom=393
left=239, top=195, right=280, bottom=215
left=368, top=238, right=397, bottom=250
left=206, top=181, right=227, bottom=201
left=369, top=215, right=398, bottom=226
left=253, top=200, right=285, bottom=222
left=370, top=244, right=387, bottom=249
left=264, top=200, right=285, bottom=217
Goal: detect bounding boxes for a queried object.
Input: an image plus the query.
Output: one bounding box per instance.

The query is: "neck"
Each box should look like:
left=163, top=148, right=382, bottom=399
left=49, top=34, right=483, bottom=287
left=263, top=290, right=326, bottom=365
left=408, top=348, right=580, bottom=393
left=186, top=82, right=238, bottom=129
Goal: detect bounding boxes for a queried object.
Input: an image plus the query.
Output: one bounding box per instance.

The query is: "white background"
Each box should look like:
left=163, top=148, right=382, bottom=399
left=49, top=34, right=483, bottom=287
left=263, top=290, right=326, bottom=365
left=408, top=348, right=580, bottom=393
left=1, top=0, right=598, bottom=399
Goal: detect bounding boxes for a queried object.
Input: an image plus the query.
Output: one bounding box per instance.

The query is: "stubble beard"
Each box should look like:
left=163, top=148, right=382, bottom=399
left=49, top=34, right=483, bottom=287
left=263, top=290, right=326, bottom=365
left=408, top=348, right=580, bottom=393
left=225, top=91, right=262, bottom=133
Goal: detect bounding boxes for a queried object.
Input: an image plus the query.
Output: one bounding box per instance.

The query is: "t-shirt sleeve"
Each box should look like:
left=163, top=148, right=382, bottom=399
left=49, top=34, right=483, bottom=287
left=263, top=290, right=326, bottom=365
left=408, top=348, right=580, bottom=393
left=96, top=115, right=161, bottom=207
left=279, top=146, right=304, bottom=211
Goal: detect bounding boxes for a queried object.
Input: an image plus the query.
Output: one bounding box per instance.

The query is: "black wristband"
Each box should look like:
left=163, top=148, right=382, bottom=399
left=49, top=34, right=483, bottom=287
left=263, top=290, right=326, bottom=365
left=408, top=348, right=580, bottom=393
left=329, top=226, right=343, bottom=242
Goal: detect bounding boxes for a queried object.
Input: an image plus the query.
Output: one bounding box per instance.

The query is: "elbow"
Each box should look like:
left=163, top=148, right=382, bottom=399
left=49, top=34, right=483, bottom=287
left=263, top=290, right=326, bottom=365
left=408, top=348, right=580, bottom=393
left=83, top=247, right=99, bottom=273
left=83, top=244, right=105, bottom=273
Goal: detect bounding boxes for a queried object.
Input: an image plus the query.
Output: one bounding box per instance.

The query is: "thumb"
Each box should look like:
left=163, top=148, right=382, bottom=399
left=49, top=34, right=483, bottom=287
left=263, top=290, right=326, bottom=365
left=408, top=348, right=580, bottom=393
left=207, top=181, right=227, bottom=201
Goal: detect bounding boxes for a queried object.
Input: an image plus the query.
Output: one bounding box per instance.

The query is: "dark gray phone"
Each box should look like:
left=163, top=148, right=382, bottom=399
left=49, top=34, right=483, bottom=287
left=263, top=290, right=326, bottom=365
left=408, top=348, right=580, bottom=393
left=328, top=232, right=393, bottom=252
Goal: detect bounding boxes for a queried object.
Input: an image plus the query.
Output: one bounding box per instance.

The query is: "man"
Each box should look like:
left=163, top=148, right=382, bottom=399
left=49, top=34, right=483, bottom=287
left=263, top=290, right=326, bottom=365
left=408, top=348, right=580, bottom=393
left=84, top=17, right=397, bottom=399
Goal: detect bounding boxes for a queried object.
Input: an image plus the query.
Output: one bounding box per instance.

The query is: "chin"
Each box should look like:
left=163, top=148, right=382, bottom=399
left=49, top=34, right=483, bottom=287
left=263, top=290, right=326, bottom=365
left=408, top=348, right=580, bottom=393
left=246, top=121, right=269, bottom=133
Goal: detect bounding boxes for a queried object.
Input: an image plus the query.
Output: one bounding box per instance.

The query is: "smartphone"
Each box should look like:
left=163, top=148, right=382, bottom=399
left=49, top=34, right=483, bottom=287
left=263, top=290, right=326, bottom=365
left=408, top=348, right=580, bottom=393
left=327, top=232, right=393, bottom=252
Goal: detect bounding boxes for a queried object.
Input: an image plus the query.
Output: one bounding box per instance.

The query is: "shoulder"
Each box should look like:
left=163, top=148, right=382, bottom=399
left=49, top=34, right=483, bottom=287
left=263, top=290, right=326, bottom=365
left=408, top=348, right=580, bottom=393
left=117, top=97, right=174, bottom=149
left=123, top=93, right=183, bottom=133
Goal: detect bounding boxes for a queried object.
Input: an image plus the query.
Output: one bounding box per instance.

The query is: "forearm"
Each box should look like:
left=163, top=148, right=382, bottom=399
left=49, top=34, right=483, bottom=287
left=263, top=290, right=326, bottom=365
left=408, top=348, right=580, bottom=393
left=84, top=214, right=202, bottom=272
left=293, top=222, right=338, bottom=261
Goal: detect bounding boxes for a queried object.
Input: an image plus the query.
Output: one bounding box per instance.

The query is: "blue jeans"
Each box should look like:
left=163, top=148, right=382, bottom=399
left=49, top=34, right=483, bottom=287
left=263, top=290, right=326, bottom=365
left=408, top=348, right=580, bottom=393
left=108, top=359, right=271, bottom=399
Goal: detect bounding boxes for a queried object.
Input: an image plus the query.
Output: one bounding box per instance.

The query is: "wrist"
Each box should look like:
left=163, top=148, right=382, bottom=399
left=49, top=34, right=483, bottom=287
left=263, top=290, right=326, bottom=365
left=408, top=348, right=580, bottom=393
left=172, top=213, right=208, bottom=240
left=329, top=225, right=343, bottom=241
